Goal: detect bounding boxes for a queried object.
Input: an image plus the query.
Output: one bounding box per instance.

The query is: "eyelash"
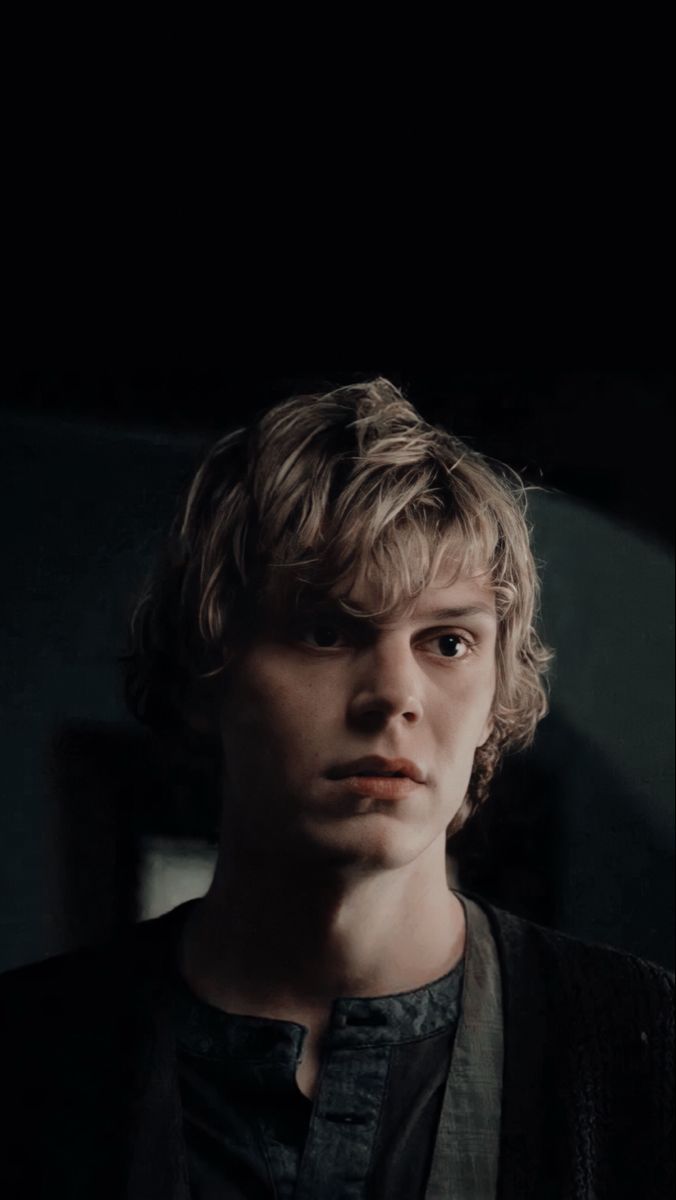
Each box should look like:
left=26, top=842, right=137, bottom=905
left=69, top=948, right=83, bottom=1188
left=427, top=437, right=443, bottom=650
left=421, top=632, right=475, bottom=661
left=298, top=624, right=476, bottom=661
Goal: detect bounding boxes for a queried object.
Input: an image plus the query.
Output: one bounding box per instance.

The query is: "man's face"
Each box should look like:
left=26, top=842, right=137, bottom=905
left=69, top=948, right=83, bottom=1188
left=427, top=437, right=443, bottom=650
left=217, top=564, right=497, bottom=874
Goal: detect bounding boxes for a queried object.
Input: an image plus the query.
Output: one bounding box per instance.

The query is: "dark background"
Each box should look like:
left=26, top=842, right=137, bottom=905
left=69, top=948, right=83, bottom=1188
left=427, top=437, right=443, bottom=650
left=0, top=370, right=673, bottom=972
left=8, top=369, right=674, bottom=548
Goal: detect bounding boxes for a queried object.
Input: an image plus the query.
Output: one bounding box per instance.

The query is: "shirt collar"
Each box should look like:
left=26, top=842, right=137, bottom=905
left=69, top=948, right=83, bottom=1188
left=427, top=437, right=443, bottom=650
left=171, top=951, right=464, bottom=1065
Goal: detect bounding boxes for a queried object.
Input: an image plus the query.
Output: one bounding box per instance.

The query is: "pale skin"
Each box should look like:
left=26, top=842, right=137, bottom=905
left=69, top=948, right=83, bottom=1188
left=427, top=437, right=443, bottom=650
left=178, top=564, right=497, bottom=1098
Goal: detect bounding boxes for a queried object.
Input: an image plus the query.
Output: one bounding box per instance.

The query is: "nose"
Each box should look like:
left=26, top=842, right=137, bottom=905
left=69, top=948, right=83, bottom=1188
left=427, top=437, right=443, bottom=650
left=347, top=637, right=424, bottom=728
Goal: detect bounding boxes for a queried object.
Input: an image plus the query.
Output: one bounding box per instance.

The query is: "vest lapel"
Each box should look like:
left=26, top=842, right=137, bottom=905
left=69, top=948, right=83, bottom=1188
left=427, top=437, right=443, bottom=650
left=425, top=894, right=504, bottom=1200
left=482, top=901, right=550, bottom=1200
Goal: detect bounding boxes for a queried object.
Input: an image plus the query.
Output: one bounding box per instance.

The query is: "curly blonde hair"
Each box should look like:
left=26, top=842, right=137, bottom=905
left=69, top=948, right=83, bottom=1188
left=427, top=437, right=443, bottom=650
left=123, top=378, right=553, bottom=833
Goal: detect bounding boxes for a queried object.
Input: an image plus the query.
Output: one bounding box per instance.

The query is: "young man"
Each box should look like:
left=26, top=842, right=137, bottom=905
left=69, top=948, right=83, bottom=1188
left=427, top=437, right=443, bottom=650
left=2, top=379, right=673, bottom=1198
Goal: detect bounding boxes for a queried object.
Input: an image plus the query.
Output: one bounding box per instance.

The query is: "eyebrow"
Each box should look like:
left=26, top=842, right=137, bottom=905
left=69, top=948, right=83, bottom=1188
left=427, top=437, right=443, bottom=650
left=416, top=605, right=496, bottom=622
left=296, top=601, right=496, bottom=626
left=291, top=600, right=497, bottom=628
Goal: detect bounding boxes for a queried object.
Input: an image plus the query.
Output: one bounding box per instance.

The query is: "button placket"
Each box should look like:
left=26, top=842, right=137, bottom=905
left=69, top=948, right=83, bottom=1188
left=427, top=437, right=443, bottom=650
left=294, top=1043, right=389, bottom=1200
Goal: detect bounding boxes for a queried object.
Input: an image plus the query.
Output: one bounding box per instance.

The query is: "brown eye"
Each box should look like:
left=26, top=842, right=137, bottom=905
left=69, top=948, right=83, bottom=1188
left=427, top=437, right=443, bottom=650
left=313, top=624, right=341, bottom=647
left=440, top=635, right=463, bottom=657
left=302, top=622, right=345, bottom=648
left=426, top=634, right=470, bottom=659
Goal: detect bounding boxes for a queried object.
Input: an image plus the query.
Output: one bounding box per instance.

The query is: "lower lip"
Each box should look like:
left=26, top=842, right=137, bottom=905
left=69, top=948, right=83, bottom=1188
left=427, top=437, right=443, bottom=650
left=329, top=775, right=422, bottom=799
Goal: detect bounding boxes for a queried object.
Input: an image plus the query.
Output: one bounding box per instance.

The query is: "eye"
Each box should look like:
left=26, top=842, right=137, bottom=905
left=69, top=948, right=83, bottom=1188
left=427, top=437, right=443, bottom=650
left=298, top=621, right=347, bottom=649
left=423, top=633, right=472, bottom=660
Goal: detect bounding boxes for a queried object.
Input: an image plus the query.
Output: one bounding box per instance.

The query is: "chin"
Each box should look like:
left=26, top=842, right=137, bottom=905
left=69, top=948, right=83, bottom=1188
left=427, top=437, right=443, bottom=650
left=298, top=813, right=438, bottom=872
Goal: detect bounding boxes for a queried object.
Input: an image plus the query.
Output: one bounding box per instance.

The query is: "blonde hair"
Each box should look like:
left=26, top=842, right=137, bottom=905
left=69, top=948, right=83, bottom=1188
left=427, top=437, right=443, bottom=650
left=123, top=378, right=553, bottom=829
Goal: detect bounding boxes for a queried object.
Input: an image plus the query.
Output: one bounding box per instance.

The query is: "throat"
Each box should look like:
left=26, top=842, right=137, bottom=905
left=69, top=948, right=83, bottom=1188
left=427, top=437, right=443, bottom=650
left=183, top=870, right=465, bottom=1009
left=295, top=1035, right=324, bottom=1101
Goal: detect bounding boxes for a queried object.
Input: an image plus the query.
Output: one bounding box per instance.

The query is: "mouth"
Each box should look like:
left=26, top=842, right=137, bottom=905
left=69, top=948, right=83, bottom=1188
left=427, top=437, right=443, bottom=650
left=326, top=756, right=426, bottom=784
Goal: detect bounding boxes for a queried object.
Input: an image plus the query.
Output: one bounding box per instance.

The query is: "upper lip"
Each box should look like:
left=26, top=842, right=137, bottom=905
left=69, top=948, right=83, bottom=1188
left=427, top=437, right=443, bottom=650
left=326, top=756, right=426, bottom=784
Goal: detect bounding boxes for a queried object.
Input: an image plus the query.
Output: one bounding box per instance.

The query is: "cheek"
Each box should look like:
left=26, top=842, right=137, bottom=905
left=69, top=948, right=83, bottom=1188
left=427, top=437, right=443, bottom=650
left=223, top=655, right=327, bottom=745
left=432, top=668, right=495, bottom=748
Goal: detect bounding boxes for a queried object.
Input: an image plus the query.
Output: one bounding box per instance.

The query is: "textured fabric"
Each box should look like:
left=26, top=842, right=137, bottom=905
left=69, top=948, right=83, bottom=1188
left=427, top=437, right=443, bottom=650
left=425, top=895, right=503, bottom=1199
left=486, top=899, right=674, bottom=1199
left=171, top=942, right=464, bottom=1198
left=0, top=889, right=673, bottom=1198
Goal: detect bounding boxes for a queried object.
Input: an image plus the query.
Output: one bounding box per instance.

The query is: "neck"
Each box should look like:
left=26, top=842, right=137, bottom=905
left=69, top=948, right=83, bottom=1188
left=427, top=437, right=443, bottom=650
left=178, top=838, right=465, bottom=1021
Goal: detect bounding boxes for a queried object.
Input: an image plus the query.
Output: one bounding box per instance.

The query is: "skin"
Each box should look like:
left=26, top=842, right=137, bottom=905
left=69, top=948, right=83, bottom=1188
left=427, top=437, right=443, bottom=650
left=178, top=563, right=497, bottom=1097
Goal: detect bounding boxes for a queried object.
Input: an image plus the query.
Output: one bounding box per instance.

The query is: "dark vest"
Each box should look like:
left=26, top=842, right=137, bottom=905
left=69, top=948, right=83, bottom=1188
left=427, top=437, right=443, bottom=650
left=1, top=891, right=673, bottom=1198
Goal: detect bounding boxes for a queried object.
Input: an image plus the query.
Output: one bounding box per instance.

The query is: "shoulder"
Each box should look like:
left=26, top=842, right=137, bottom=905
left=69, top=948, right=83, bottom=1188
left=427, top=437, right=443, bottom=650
left=0, top=901, right=193, bottom=1026
left=464, top=890, right=674, bottom=1032
left=471, top=890, right=673, bottom=982
left=462, top=896, right=674, bottom=1193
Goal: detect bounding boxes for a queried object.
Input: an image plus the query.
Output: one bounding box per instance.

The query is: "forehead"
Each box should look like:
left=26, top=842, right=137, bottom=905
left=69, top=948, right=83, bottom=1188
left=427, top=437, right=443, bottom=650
left=341, top=559, right=497, bottom=625
left=256, top=530, right=498, bottom=631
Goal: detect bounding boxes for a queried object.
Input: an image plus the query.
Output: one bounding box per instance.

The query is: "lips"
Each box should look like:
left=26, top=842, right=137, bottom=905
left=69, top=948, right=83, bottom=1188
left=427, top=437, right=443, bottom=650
left=326, top=756, right=426, bottom=784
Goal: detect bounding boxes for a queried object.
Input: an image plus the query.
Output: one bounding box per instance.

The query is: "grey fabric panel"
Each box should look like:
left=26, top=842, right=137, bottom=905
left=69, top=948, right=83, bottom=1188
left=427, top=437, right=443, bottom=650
left=425, top=894, right=504, bottom=1200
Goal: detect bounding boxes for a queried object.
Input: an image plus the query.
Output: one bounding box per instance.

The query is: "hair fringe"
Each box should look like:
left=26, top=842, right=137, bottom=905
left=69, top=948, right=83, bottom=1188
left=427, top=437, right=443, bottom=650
left=121, top=378, right=554, bottom=831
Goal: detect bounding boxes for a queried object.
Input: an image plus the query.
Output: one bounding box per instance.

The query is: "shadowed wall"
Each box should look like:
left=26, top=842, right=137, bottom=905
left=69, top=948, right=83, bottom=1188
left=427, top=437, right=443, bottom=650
left=1, top=390, right=673, bottom=971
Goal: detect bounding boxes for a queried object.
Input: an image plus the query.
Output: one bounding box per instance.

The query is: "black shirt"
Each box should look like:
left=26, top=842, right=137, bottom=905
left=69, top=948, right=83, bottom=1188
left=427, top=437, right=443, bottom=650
left=170, top=956, right=465, bottom=1199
